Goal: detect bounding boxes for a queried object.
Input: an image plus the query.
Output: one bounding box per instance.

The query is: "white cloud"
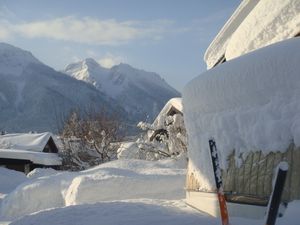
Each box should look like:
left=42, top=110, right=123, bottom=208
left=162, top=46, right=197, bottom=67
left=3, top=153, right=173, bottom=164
left=0, top=17, right=179, bottom=45
left=97, top=53, right=124, bottom=68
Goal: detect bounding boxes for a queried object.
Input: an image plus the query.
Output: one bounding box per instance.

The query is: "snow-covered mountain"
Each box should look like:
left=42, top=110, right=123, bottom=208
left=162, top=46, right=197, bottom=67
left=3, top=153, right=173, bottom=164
left=64, top=58, right=180, bottom=122
left=0, top=43, right=126, bottom=133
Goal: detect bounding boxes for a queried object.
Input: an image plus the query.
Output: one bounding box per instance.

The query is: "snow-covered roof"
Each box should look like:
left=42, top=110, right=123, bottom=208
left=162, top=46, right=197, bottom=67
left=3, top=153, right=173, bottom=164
left=0, top=132, right=57, bottom=152
left=0, top=149, right=62, bottom=165
left=152, top=98, right=183, bottom=127
left=204, top=0, right=260, bottom=69
left=205, top=0, right=300, bottom=69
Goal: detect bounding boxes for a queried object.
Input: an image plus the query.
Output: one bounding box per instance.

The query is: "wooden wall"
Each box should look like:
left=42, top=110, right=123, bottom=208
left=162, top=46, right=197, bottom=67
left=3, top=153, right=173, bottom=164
left=186, top=144, right=300, bottom=202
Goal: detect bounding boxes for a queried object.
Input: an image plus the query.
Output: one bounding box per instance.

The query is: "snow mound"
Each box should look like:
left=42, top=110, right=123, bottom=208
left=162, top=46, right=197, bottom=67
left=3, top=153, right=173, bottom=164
left=0, top=159, right=186, bottom=220
left=9, top=199, right=300, bottom=225
left=27, top=168, right=59, bottom=179
left=0, top=172, right=72, bottom=219
left=183, top=38, right=300, bottom=191
left=0, top=168, right=27, bottom=194
left=9, top=200, right=206, bottom=225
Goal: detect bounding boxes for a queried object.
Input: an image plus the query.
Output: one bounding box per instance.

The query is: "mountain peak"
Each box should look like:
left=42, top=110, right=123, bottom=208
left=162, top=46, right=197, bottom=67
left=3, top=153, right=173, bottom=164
left=83, top=58, right=100, bottom=67
left=63, top=58, right=180, bottom=121
left=0, top=42, right=40, bottom=76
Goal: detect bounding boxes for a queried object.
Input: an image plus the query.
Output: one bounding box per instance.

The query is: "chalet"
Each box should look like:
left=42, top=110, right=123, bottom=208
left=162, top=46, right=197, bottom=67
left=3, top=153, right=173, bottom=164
left=183, top=0, right=300, bottom=219
left=0, top=132, right=62, bottom=174
left=149, top=98, right=186, bottom=154
left=149, top=98, right=183, bottom=140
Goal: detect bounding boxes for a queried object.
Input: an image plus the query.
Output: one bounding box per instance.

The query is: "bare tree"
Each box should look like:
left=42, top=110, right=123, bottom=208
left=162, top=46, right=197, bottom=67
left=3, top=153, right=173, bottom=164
left=60, top=109, right=122, bottom=170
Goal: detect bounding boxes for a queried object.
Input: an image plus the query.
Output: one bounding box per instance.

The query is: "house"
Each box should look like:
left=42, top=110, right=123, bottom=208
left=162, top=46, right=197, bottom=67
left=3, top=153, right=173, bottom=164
left=183, top=0, right=300, bottom=219
left=117, top=98, right=187, bottom=160
left=148, top=98, right=186, bottom=154
left=0, top=132, right=62, bottom=174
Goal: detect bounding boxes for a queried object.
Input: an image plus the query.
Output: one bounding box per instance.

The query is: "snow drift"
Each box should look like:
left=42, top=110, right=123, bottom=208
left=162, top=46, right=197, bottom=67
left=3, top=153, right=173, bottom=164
left=0, top=159, right=186, bottom=219
left=0, top=168, right=27, bottom=194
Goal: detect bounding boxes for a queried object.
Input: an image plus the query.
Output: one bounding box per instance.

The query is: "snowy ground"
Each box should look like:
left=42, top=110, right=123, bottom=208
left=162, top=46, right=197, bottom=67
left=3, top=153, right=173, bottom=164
left=0, top=158, right=299, bottom=225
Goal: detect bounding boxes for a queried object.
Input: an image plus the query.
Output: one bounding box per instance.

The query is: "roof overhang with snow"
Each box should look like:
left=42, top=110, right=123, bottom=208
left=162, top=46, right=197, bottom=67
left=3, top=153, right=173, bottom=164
left=0, top=149, right=62, bottom=166
left=152, top=98, right=183, bottom=125
left=204, top=0, right=300, bottom=69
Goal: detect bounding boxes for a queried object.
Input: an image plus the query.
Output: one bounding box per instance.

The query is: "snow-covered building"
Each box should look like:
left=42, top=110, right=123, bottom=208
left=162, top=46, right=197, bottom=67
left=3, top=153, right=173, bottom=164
left=184, top=0, right=300, bottom=219
left=117, top=98, right=187, bottom=160
left=0, top=132, right=62, bottom=173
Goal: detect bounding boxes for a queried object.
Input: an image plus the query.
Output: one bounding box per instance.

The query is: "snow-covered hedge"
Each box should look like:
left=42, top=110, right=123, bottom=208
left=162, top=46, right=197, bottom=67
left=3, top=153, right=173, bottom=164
left=0, top=159, right=186, bottom=220
left=183, top=38, right=300, bottom=191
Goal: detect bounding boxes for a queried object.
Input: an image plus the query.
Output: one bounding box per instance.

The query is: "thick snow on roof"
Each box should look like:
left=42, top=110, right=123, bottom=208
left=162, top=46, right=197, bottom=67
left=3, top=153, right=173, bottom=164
left=0, top=149, right=62, bottom=166
left=226, top=0, right=300, bottom=60
left=153, top=98, right=182, bottom=127
left=204, top=0, right=260, bottom=69
left=0, top=132, right=56, bottom=152
left=183, top=38, right=300, bottom=191
left=205, top=0, right=300, bottom=68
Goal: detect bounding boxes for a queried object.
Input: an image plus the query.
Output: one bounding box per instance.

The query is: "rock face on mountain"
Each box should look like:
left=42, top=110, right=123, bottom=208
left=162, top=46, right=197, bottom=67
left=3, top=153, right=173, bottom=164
left=0, top=43, right=125, bottom=133
left=64, top=59, right=180, bottom=122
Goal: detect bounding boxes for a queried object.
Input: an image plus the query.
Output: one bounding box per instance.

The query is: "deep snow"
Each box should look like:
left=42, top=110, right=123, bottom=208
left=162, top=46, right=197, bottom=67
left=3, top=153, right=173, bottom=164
left=3, top=199, right=300, bottom=225
left=183, top=38, right=300, bottom=191
left=0, top=168, right=27, bottom=194
left=0, top=159, right=299, bottom=225
left=0, top=158, right=186, bottom=220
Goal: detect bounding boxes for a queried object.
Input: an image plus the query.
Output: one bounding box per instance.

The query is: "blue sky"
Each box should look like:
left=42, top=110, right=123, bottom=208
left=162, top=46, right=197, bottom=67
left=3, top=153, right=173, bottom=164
left=0, top=0, right=241, bottom=91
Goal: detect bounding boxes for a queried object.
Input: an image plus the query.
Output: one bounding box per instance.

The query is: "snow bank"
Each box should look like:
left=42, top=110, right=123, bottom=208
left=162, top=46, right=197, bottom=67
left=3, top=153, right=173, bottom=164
left=183, top=38, right=300, bottom=191
left=10, top=200, right=206, bottom=225
left=226, top=0, right=300, bottom=61
left=0, top=171, right=73, bottom=219
left=0, top=168, right=27, bottom=194
left=27, top=168, right=59, bottom=179
left=8, top=199, right=300, bottom=225
left=0, top=159, right=186, bottom=220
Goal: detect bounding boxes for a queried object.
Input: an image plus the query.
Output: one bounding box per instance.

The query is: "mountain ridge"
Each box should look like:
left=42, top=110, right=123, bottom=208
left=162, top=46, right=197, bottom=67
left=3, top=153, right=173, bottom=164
left=0, top=43, right=127, bottom=133
left=64, top=58, right=180, bottom=122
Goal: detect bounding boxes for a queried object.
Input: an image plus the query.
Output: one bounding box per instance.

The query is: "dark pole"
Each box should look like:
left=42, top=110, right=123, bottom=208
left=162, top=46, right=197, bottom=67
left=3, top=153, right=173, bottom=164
left=265, top=162, right=288, bottom=225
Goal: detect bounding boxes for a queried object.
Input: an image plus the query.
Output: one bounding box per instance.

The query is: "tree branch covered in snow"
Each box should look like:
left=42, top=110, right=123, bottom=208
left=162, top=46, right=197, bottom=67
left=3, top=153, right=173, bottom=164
left=118, top=112, right=187, bottom=161
left=59, top=110, right=122, bottom=170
